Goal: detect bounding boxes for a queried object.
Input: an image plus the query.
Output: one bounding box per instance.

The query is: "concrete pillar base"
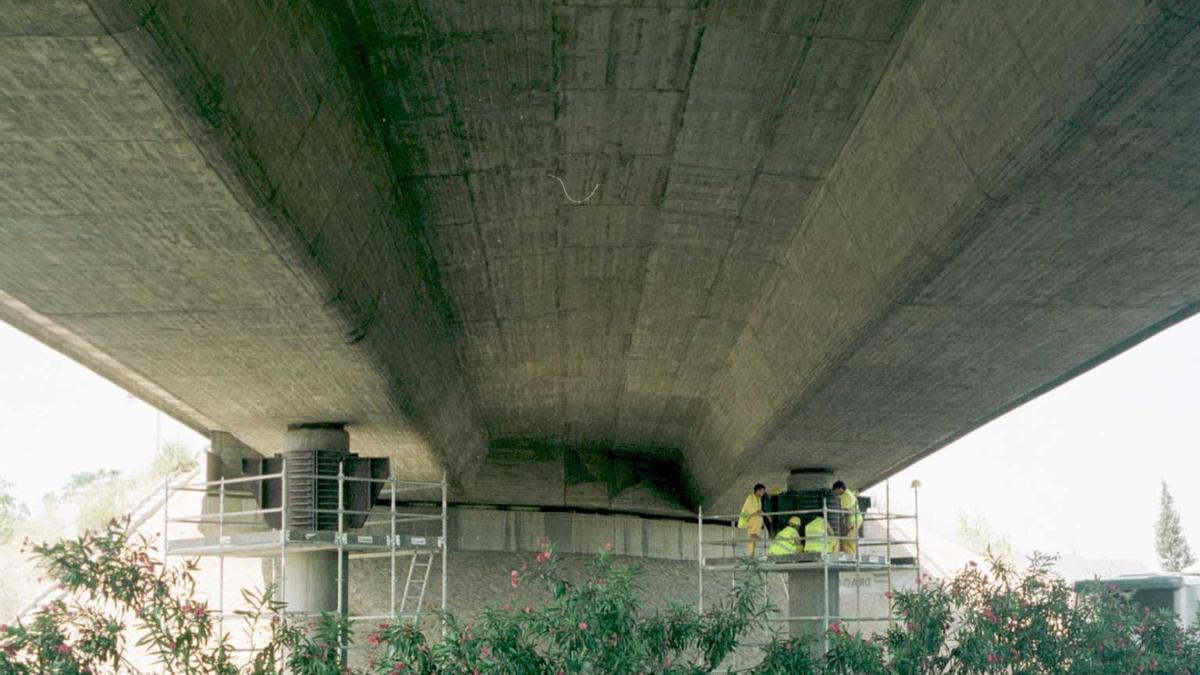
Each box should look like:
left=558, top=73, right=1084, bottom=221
left=283, top=552, right=349, bottom=615
left=788, top=568, right=840, bottom=642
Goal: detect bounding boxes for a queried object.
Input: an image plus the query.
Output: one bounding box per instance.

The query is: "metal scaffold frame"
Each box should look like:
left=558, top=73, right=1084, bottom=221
left=162, top=460, right=448, bottom=652
left=697, top=480, right=922, bottom=653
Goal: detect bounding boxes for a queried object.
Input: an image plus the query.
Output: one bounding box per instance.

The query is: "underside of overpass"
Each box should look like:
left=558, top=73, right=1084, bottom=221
left=2, top=0, right=1200, bottom=514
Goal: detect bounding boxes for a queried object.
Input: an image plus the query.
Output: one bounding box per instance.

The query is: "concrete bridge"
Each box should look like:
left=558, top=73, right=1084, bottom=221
left=3, top=0, right=1200, bottom=515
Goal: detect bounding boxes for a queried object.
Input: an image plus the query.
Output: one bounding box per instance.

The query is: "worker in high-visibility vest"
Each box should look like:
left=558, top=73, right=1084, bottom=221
left=804, top=515, right=834, bottom=553
left=737, top=483, right=767, bottom=556
left=832, top=480, right=863, bottom=556
left=768, top=516, right=803, bottom=555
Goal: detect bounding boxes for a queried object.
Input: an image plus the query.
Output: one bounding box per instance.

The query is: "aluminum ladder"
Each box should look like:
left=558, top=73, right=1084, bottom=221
left=399, top=551, right=435, bottom=621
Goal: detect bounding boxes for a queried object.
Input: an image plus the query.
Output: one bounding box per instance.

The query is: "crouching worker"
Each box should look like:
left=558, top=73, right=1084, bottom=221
left=804, top=514, right=835, bottom=554
left=768, top=516, right=803, bottom=556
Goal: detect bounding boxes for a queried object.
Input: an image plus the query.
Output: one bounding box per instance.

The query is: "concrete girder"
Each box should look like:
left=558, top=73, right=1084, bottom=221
left=0, top=0, right=489, bottom=483
left=3, top=1, right=1200, bottom=513
left=698, top=0, right=1200, bottom=511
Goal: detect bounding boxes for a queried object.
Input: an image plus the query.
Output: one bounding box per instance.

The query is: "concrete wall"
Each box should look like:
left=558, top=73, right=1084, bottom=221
left=349, top=551, right=733, bottom=622
left=459, top=445, right=696, bottom=515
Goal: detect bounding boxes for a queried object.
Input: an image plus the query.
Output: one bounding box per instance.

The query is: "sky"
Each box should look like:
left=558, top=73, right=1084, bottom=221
left=0, top=322, right=206, bottom=505
left=870, top=313, right=1200, bottom=573
left=1, top=312, right=1198, bottom=572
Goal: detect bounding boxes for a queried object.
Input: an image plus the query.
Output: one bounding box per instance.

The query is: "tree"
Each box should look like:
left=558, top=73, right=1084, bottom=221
left=1155, top=480, right=1195, bottom=572
left=152, top=441, right=199, bottom=478
left=955, top=511, right=1013, bottom=559
left=0, top=479, right=29, bottom=544
left=58, top=469, right=122, bottom=499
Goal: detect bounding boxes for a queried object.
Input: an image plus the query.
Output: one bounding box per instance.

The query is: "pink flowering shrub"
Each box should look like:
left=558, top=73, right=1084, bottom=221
left=4, top=525, right=1199, bottom=673
left=824, top=553, right=1200, bottom=674
left=0, top=517, right=284, bottom=674
left=363, top=545, right=773, bottom=673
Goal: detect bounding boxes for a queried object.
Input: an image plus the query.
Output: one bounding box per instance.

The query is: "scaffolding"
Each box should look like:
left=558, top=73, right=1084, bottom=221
left=697, top=480, right=921, bottom=653
left=162, top=461, right=448, bottom=653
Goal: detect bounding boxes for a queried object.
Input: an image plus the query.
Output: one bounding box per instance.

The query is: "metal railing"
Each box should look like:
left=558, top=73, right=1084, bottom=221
left=163, top=460, right=448, bottom=662
left=698, top=479, right=922, bottom=655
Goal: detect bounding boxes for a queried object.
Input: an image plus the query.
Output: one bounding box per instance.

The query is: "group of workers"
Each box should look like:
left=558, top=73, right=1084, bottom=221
left=737, top=481, right=863, bottom=557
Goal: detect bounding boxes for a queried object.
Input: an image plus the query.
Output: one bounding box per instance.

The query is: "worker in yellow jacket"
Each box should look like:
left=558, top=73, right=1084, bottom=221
left=737, top=483, right=768, bottom=556
left=832, top=480, right=863, bottom=556
left=768, top=516, right=803, bottom=555
left=804, top=515, right=835, bottom=553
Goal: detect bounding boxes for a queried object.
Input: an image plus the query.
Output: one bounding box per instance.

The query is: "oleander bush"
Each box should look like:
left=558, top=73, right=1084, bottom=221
left=3, top=519, right=1199, bottom=674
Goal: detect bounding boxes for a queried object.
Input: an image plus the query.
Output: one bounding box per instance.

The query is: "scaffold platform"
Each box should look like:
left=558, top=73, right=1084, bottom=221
left=166, top=530, right=444, bottom=557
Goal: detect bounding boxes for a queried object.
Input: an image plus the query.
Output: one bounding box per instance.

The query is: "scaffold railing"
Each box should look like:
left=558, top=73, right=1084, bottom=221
left=697, top=479, right=922, bottom=657
left=162, top=459, right=448, bottom=646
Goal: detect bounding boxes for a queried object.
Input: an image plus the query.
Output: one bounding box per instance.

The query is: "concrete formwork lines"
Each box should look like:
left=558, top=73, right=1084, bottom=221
left=610, top=4, right=708, bottom=448
left=7, top=0, right=1200, bottom=515
left=699, top=1, right=1200, bottom=512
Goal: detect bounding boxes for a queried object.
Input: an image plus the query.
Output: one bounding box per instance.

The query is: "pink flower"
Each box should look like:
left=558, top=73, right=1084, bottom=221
left=392, top=664, right=405, bottom=673
left=987, top=653, right=997, bottom=663
left=604, top=542, right=613, bottom=551
left=510, top=570, right=519, bottom=588
left=368, top=633, right=381, bottom=646
left=578, top=622, right=588, bottom=630
left=502, top=603, right=512, bottom=611
left=830, top=621, right=843, bottom=635
left=481, top=645, right=491, bottom=658
left=536, top=551, right=550, bottom=563
left=0, top=624, right=7, bottom=633
left=55, top=644, right=70, bottom=655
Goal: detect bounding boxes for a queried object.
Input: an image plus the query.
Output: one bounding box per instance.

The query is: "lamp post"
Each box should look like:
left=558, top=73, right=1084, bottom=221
left=911, top=479, right=922, bottom=584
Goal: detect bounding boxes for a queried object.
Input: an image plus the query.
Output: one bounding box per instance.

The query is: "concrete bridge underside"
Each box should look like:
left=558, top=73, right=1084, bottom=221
left=3, top=0, right=1200, bottom=513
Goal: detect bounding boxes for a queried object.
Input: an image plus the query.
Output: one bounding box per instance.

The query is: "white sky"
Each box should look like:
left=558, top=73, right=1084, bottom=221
left=872, top=313, right=1200, bottom=573
left=0, top=322, right=206, bottom=504
left=1, top=313, right=1198, bottom=571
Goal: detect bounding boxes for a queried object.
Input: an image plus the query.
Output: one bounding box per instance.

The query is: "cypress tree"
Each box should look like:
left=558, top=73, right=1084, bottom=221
left=1156, top=481, right=1196, bottom=572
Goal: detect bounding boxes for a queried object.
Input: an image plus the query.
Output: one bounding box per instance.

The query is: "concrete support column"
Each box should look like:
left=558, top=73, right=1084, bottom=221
left=788, top=568, right=839, bottom=643
left=210, top=431, right=263, bottom=479
left=283, top=551, right=349, bottom=614
left=281, top=424, right=349, bottom=454
left=784, top=470, right=841, bottom=644
left=280, top=424, right=350, bottom=616
left=786, top=469, right=832, bottom=492
left=202, top=432, right=264, bottom=537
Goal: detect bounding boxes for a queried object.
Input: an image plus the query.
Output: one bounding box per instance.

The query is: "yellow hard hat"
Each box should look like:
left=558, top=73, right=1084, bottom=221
left=788, top=516, right=801, bottom=526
